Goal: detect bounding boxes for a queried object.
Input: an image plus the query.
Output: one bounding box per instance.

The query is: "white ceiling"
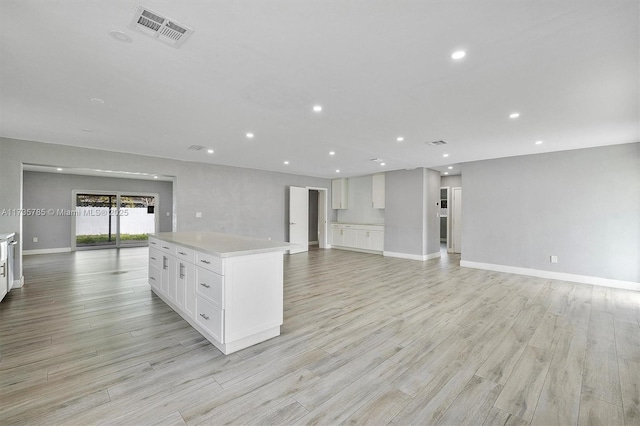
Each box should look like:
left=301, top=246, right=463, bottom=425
left=1, top=1, right=638, bottom=178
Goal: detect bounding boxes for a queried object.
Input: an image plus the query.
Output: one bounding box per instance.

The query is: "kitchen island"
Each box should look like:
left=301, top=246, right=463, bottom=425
left=148, top=232, right=290, bottom=355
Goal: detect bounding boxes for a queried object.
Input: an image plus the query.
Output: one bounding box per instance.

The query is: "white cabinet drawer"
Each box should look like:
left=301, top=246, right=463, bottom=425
left=174, top=246, right=195, bottom=263
left=196, top=267, right=224, bottom=308
left=149, top=248, right=162, bottom=270
left=148, top=237, right=160, bottom=249
left=159, top=241, right=174, bottom=253
left=195, top=252, right=223, bottom=275
left=196, top=296, right=224, bottom=342
left=148, top=265, right=160, bottom=290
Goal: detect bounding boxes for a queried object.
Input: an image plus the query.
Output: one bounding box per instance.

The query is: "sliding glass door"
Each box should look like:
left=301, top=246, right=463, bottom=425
left=74, top=191, right=157, bottom=250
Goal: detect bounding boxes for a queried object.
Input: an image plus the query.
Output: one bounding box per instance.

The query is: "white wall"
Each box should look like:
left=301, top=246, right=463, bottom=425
left=461, top=143, right=639, bottom=284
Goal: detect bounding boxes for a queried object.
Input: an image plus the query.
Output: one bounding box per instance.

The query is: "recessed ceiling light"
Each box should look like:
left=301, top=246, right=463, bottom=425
left=451, top=50, right=466, bottom=60
left=535, top=140, right=543, bottom=145
left=448, top=166, right=453, bottom=169
left=56, top=168, right=63, bottom=171
left=90, top=97, right=104, bottom=104
left=329, top=151, right=335, bottom=156
left=153, top=176, right=158, bottom=179
left=284, top=161, right=289, bottom=165
left=246, top=133, right=254, bottom=139
left=380, top=163, right=386, bottom=166
left=443, top=153, right=449, bottom=158
left=396, top=136, right=404, bottom=142
left=444, top=172, right=449, bottom=175
left=509, top=112, right=520, bottom=119
left=313, top=105, right=323, bottom=112
left=207, top=149, right=214, bottom=154
left=336, top=169, right=340, bottom=173
left=109, top=30, right=132, bottom=43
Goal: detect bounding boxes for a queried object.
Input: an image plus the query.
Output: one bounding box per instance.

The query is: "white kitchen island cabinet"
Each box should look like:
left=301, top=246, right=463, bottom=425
left=148, top=232, right=290, bottom=355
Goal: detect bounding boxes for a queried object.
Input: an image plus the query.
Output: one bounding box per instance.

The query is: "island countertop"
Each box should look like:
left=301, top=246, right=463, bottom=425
left=150, top=232, right=291, bottom=258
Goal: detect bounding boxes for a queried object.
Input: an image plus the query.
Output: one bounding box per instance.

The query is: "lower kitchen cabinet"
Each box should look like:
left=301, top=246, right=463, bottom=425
left=330, top=223, right=384, bottom=253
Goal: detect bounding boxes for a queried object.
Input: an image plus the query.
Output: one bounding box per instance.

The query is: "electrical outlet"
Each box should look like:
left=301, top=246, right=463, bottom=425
left=33, top=237, right=38, bottom=243
left=196, top=212, right=202, bottom=218
left=550, top=255, right=558, bottom=263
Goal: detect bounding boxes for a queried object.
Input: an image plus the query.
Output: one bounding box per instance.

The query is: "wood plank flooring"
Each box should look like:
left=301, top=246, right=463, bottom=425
left=1, top=247, right=639, bottom=425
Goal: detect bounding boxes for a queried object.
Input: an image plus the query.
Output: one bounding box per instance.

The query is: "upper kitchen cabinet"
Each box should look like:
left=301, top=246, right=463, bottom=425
left=332, top=178, right=348, bottom=209
left=372, top=173, right=385, bottom=209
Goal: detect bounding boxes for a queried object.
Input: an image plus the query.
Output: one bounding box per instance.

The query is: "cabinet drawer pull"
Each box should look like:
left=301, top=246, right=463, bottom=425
left=150, top=256, right=156, bottom=260
left=199, top=313, right=210, bottom=320
left=200, top=259, right=211, bottom=264
left=162, top=246, right=170, bottom=250
left=200, top=283, right=211, bottom=288
left=178, top=251, right=187, bottom=256
left=149, top=276, right=156, bottom=281
left=163, top=256, right=168, bottom=270
left=179, top=263, right=185, bottom=279
left=150, top=241, right=157, bottom=245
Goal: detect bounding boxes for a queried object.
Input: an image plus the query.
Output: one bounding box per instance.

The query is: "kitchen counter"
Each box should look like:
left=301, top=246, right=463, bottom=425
left=151, top=231, right=291, bottom=258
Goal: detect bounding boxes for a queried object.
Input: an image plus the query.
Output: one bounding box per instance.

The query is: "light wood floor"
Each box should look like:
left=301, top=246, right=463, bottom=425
left=1, top=247, right=639, bottom=425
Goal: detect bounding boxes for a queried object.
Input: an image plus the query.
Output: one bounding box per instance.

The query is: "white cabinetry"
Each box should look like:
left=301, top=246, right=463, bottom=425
left=330, top=223, right=384, bottom=253
left=372, top=174, right=385, bottom=209
left=148, top=234, right=285, bottom=355
left=332, top=178, right=348, bottom=209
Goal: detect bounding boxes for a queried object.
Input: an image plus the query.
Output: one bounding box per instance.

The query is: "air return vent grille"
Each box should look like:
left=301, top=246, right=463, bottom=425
left=187, top=145, right=206, bottom=151
left=129, top=5, right=193, bottom=48
left=427, top=140, right=448, bottom=146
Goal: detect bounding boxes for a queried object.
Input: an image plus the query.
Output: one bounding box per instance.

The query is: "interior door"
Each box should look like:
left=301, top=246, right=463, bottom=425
left=289, top=186, right=309, bottom=254
left=452, top=187, right=462, bottom=254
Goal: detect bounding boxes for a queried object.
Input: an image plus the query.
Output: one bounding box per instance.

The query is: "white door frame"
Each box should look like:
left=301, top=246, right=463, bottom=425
left=71, top=190, right=159, bottom=251
left=451, top=187, right=462, bottom=254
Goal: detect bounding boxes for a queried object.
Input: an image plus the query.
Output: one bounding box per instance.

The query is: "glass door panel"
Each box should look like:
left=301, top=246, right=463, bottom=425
left=119, top=195, right=156, bottom=247
left=75, top=193, right=118, bottom=248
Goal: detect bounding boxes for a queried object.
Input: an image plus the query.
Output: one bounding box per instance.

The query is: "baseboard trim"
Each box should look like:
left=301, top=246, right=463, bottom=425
left=333, top=246, right=383, bottom=255
left=460, top=260, right=640, bottom=291
left=11, top=276, right=24, bottom=289
left=384, top=251, right=441, bottom=261
left=23, top=247, right=72, bottom=255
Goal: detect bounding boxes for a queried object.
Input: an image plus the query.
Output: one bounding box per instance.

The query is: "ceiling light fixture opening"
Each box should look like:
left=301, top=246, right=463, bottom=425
left=246, top=133, right=254, bottom=139
left=207, top=149, right=214, bottom=154
left=313, top=105, right=323, bottom=112
left=284, top=161, right=289, bottom=165
left=451, top=50, right=466, bottom=60
left=443, top=153, right=450, bottom=158
left=109, top=30, right=132, bottom=43
left=396, top=136, right=404, bottom=142
left=329, top=151, right=335, bottom=156
left=535, top=140, right=543, bottom=145
left=509, top=112, right=520, bottom=119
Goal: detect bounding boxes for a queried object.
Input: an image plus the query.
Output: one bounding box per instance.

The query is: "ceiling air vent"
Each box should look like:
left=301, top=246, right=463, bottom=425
left=427, top=140, right=448, bottom=146
left=370, top=158, right=385, bottom=163
left=187, top=145, right=206, bottom=151
left=129, top=5, right=193, bottom=48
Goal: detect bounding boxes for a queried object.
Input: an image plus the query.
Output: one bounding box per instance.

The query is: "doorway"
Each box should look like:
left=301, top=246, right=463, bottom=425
left=72, top=191, right=159, bottom=250
left=288, top=186, right=328, bottom=254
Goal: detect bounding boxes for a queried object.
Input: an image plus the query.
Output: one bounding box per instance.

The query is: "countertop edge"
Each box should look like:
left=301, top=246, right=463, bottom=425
left=150, top=232, right=292, bottom=258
